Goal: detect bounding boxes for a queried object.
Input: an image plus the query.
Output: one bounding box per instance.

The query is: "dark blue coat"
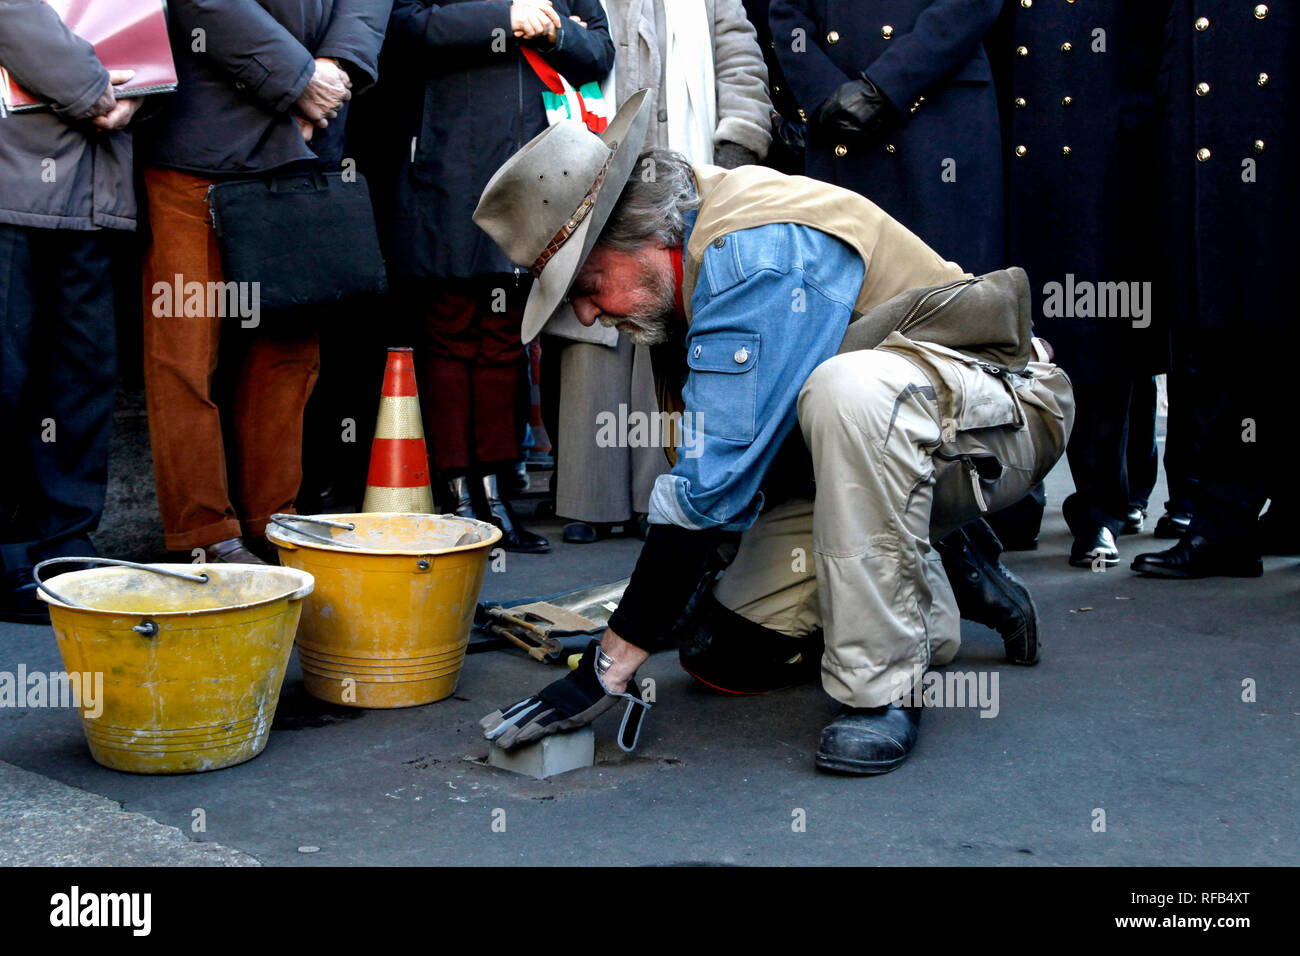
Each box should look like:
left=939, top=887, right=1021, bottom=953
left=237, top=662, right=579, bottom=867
left=769, top=0, right=1004, bottom=274
left=145, top=0, right=392, bottom=175
left=1000, top=0, right=1167, bottom=382
left=1159, top=0, right=1296, bottom=332
left=386, top=0, right=614, bottom=280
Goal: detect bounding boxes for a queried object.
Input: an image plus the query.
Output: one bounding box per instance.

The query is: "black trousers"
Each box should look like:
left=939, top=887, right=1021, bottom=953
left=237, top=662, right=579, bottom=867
left=1062, top=376, right=1153, bottom=538
left=1184, top=330, right=1290, bottom=546
left=0, top=224, right=119, bottom=573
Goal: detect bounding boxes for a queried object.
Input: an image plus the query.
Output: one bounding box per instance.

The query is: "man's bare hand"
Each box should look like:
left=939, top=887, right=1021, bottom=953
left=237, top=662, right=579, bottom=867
left=569, top=14, right=587, bottom=28
left=596, top=627, right=650, bottom=695
left=295, top=57, right=351, bottom=128
left=82, top=69, right=134, bottom=121
left=295, top=114, right=315, bottom=142
left=511, top=0, right=561, bottom=40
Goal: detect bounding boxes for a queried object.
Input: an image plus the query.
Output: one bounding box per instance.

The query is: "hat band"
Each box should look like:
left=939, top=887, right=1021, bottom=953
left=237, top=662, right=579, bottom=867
left=530, top=154, right=613, bottom=278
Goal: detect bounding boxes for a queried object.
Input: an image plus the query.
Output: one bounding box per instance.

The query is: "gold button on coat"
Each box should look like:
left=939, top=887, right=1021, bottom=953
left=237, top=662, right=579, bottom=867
left=1061, top=95, right=1073, bottom=106
left=1195, top=16, right=1210, bottom=31
left=1015, top=145, right=1027, bottom=157
left=885, top=144, right=896, bottom=154
left=1016, top=45, right=1028, bottom=56
left=1255, top=5, right=1268, bottom=19
left=1060, top=41, right=1073, bottom=52
left=1062, top=146, right=1072, bottom=156
left=1254, top=140, right=1265, bottom=153
left=834, top=144, right=847, bottom=157
left=881, top=25, right=894, bottom=39
left=1197, top=147, right=1211, bottom=162
left=1015, top=97, right=1027, bottom=109
left=1257, top=72, right=1269, bottom=86
left=1196, top=82, right=1210, bottom=96
left=1021, top=0, right=1032, bottom=6
left=827, top=30, right=839, bottom=43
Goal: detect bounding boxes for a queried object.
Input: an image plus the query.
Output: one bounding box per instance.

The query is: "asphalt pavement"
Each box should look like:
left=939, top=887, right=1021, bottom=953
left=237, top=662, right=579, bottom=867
left=1, top=393, right=1296, bottom=867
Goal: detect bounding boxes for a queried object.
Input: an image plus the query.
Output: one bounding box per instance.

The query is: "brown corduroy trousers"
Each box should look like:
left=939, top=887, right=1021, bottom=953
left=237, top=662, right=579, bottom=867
left=141, top=167, right=319, bottom=551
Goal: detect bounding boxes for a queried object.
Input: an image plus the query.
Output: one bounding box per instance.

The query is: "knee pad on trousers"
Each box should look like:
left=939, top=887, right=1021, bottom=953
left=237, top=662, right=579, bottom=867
left=678, top=592, right=823, bottom=695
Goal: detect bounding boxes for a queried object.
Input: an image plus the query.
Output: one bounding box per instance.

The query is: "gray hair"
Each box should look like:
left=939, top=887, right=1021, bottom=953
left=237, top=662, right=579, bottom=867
left=598, top=148, right=700, bottom=252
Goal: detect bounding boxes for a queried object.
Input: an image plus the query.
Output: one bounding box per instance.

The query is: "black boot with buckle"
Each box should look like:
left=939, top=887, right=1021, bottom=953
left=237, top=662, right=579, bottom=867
left=478, top=472, right=549, bottom=553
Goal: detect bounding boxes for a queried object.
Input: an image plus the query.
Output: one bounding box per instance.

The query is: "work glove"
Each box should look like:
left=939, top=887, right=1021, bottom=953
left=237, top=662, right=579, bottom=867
left=813, top=74, right=898, bottom=149
left=480, top=639, right=652, bottom=752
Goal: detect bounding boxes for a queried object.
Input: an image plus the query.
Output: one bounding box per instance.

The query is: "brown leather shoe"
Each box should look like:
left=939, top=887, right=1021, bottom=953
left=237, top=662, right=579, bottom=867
left=205, top=537, right=268, bottom=565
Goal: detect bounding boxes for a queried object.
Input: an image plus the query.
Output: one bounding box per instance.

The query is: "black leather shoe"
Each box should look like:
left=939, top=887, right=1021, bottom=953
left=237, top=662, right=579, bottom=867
left=1153, top=511, right=1192, bottom=539
left=936, top=520, right=1040, bottom=665
left=479, top=473, right=550, bottom=553
left=1258, top=513, right=1300, bottom=556
left=0, top=567, right=48, bottom=625
left=1069, top=526, right=1119, bottom=568
left=562, top=521, right=612, bottom=544
left=1120, top=507, right=1146, bottom=535
left=206, top=537, right=268, bottom=565
left=1131, top=535, right=1262, bottom=579
left=443, top=475, right=477, bottom=520
left=816, top=703, right=921, bottom=775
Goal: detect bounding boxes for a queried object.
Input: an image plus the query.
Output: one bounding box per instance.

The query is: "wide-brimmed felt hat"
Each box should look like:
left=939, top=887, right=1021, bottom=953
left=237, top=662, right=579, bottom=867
left=473, top=89, right=654, bottom=344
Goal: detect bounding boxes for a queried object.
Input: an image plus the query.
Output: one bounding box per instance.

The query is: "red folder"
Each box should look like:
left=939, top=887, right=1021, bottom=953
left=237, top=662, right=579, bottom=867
left=1, top=0, right=177, bottom=113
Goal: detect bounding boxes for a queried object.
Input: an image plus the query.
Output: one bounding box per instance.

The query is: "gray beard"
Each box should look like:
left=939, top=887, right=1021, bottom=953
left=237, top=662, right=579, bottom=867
left=598, top=258, right=676, bottom=346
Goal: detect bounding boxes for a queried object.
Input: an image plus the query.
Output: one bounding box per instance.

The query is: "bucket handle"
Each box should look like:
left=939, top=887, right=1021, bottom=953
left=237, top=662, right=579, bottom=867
left=268, top=513, right=360, bottom=549
left=32, top=558, right=211, bottom=636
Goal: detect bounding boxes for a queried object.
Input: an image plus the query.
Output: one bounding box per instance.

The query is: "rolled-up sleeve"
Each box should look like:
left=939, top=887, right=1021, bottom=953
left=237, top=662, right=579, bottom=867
left=648, top=222, right=863, bottom=532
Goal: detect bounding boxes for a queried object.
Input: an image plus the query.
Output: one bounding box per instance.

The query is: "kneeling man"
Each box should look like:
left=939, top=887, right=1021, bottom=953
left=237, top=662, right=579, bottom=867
left=474, top=91, right=1073, bottom=774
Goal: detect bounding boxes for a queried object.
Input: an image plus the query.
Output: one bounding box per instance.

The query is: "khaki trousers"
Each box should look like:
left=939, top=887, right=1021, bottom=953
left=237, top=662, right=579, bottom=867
left=141, top=167, right=320, bottom=551
left=715, top=346, right=1069, bottom=707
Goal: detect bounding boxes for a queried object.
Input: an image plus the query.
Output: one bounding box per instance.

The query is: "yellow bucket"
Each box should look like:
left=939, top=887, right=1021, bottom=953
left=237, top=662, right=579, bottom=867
left=35, top=559, right=313, bottom=774
left=266, top=513, right=501, bottom=708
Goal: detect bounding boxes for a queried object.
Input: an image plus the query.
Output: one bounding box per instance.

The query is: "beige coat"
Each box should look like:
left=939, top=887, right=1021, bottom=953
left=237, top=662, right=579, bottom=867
left=605, top=0, right=773, bottom=156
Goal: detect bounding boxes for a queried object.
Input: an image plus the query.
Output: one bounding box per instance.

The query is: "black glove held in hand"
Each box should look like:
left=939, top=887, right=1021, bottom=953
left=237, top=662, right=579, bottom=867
left=480, top=640, right=651, bottom=753
left=813, top=74, right=897, bottom=148
left=714, top=141, right=760, bottom=169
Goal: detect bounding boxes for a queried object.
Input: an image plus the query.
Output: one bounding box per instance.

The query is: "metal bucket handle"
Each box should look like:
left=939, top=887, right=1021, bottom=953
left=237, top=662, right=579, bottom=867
left=268, top=513, right=360, bottom=549
left=32, top=557, right=212, bottom=636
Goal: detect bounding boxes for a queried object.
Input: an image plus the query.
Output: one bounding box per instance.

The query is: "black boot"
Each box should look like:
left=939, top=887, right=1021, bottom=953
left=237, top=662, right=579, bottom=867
left=443, top=474, right=477, bottom=520
left=478, top=472, right=549, bottom=553
left=935, top=519, right=1040, bottom=665
left=816, top=704, right=921, bottom=775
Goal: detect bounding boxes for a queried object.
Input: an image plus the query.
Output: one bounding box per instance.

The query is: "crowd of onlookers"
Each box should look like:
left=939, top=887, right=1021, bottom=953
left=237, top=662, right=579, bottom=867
left=0, top=0, right=1293, bottom=623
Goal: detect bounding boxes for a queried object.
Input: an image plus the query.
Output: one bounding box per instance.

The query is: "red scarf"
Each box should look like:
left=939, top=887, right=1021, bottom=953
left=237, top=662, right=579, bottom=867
left=670, top=246, right=685, bottom=318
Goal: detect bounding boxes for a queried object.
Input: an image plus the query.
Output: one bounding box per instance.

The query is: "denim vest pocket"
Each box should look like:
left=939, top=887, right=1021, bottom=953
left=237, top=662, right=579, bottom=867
left=684, top=332, right=761, bottom=442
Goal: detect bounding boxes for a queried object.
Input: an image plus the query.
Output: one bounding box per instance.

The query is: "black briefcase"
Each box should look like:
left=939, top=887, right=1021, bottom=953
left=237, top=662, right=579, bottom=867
left=207, top=170, right=388, bottom=313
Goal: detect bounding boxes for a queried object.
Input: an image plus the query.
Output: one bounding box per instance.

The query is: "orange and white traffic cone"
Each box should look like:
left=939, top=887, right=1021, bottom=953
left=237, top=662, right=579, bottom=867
left=361, top=347, right=434, bottom=513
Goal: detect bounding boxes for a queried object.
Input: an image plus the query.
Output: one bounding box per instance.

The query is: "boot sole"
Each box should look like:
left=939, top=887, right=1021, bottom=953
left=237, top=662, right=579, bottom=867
left=815, top=751, right=908, bottom=775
